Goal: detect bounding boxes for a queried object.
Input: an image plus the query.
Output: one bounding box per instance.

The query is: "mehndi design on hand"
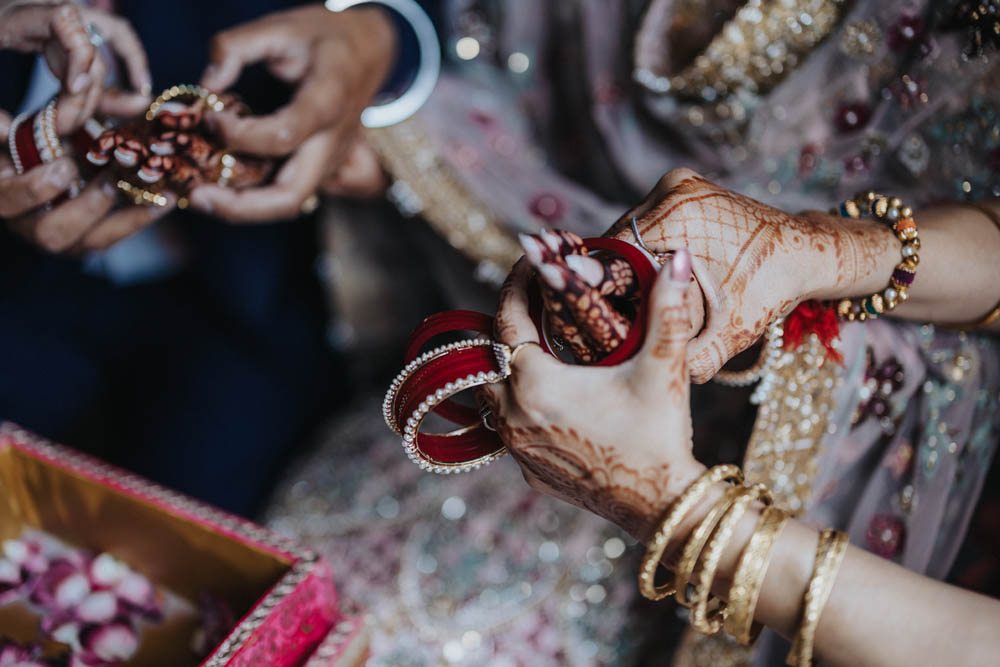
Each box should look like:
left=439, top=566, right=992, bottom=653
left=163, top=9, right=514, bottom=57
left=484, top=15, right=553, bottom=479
left=87, top=89, right=272, bottom=201
left=519, top=230, right=640, bottom=363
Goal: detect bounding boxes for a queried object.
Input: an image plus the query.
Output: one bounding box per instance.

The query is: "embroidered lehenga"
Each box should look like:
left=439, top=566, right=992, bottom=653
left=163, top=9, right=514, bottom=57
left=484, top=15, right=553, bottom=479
left=265, top=2, right=1000, bottom=664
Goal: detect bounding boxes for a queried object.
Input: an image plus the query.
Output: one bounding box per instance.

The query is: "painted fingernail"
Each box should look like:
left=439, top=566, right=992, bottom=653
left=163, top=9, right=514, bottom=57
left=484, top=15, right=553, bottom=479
left=518, top=233, right=545, bottom=265
left=539, top=229, right=562, bottom=253
left=537, top=264, right=567, bottom=290
left=565, top=253, right=604, bottom=286
left=101, top=180, right=118, bottom=198
left=140, top=79, right=153, bottom=98
left=71, top=73, right=90, bottom=95
left=670, top=248, right=691, bottom=283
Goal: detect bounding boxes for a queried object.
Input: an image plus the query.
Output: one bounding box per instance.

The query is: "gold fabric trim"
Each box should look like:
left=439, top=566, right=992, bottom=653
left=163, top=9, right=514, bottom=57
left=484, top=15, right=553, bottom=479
left=364, top=121, right=523, bottom=283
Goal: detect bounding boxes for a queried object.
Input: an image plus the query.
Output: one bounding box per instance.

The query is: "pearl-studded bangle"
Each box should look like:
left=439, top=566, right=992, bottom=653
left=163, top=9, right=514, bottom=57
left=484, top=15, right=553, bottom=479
left=383, top=338, right=511, bottom=474
left=834, top=191, right=920, bottom=322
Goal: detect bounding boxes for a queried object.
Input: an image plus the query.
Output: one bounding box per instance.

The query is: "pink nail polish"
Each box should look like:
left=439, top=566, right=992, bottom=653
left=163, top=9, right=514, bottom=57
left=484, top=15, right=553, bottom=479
left=670, top=248, right=691, bottom=283
left=518, top=233, right=545, bottom=265
left=565, top=253, right=604, bottom=287
left=538, top=264, right=567, bottom=290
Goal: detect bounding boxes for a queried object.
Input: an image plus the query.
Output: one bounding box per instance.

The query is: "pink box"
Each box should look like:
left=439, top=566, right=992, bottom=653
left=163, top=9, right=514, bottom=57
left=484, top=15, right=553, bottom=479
left=0, top=422, right=351, bottom=666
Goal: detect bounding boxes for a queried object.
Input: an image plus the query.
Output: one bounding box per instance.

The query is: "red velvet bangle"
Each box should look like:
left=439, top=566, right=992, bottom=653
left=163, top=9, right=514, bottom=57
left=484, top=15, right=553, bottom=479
left=385, top=236, right=660, bottom=473
left=393, top=344, right=507, bottom=472
left=9, top=111, right=43, bottom=174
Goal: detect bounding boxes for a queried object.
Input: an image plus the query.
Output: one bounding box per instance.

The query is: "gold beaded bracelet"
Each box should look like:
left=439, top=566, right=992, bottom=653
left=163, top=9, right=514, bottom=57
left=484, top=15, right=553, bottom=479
left=835, top=191, right=920, bottom=322
left=787, top=529, right=849, bottom=667
left=689, top=483, right=772, bottom=635
left=145, top=84, right=225, bottom=121
left=725, top=505, right=790, bottom=645
left=638, top=464, right=743, bottom=601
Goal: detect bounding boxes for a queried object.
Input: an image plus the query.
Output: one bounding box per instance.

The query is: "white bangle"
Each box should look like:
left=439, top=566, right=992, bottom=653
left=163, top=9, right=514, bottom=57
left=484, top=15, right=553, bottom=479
left=324, top=0, right=440, bottom=128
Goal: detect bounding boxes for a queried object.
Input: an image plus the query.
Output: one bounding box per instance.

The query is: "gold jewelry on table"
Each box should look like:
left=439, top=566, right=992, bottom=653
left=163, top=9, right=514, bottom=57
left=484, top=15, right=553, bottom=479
left=674, top=483, right=749, bottom=608
left=638, top=464, right=743, bottom=601
left=690, top=483, right=772, bottom=635
left=726, top=505, right=790, bottom=645
left=300, top=193, right=320, bottom=215
left=146, top=84, right=224, bottom=121
left=946, top=202, right=1000, bottom=329
left=787, top=529, right=849, bottom=667
left=835, top=191, right=919, bottom=322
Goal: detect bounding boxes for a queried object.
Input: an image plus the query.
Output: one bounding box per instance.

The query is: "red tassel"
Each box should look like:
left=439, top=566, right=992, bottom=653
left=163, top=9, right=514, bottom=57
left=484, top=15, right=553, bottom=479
left=783, top=300, right=843, bottom=366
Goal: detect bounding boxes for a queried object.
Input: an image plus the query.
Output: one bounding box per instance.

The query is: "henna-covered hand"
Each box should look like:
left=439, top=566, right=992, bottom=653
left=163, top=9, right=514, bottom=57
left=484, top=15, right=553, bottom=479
left=481, top=250, right=707, bottom=542
left=606, top=168, right=894, bottom=382
left=518, top=229, right=703, bottom=364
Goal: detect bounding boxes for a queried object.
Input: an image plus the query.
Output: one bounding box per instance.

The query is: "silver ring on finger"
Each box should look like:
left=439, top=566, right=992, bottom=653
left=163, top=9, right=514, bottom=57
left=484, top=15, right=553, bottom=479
left=479, top=404, right=497, bottom=432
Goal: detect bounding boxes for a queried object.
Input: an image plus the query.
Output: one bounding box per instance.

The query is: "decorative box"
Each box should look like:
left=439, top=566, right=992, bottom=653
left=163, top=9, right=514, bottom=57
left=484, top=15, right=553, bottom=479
left=0, top=423, right=353, bottom=666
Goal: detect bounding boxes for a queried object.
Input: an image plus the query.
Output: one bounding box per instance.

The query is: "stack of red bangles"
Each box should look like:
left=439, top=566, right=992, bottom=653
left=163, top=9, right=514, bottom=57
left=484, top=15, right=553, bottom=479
left=7, top=99, right=103, bottom=200
left=382, top=236, right=659, bottom=473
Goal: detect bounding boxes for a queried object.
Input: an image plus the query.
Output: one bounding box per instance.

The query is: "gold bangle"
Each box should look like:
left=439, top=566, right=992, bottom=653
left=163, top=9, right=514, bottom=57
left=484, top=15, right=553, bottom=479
left=787, top=529, right=849, bottom=667
left=834, top=191, right=919, bottom=322
left=689, top=483, right=772, bottom=635
left=638, top=464, right=743, bottom=601
left=726, top=505, right=790, bottom=645
left=673, top=483, right=749, bottom=608
left=945, top=202, right=1000, bottom=329
left=146, top=84, right=224, bottom=121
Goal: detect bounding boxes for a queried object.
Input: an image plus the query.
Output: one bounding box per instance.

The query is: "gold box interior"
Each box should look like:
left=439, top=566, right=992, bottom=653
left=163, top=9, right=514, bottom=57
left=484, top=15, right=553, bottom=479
left=0, top=444, right=292, bottom=666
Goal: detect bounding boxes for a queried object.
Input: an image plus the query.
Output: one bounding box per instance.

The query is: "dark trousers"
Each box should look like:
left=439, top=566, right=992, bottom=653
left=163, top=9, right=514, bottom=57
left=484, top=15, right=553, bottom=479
left=0, top=218, right=335, bottom=516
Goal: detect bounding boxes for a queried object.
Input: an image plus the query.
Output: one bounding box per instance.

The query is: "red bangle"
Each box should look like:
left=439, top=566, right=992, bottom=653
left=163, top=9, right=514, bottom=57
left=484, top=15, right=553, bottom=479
left=8, top=110, right=42, bottom=175
left=384, top=236, right=659, bottom=473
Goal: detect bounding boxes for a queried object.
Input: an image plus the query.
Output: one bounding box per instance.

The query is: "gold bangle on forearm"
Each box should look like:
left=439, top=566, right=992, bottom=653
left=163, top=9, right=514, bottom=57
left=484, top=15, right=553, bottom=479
left=674, top=484, right=750, bottom=609
left=726, top=505, right=791, bottom=645
left=946, top=202, right=1000, bottom=329
left=638, top=464, right=743, bottom=601
left=787, top=529, right=849, bottom=667
left=689, top=483, right=773, bottom=635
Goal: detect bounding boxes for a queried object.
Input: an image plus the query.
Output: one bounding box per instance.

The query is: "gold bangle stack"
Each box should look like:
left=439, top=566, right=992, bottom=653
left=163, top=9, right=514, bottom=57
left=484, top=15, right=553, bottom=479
left=787, top=529, right=850, bottom=666
left=689, top=483, right=772, bottom=635
left=638, top=464, right=743, bottom=601
left=725, top=505, right=790, bottom=644
left=835, top=191, right=919, bottom=322
left=639, top=464, right=848, bottom=666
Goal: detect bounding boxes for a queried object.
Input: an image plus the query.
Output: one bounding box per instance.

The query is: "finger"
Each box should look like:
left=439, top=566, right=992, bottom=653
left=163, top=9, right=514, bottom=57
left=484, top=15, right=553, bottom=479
left=207, top=77, right=343, bottom=157
left=632, top=248, right=693, bottom=395
left=97, top=88, right=153, bottom=119
left=494, top=258, right=539, bottom=347
left=76, top=195, right=176, bottom=251
left=201, top=21, right=302, bottom=91
left=49, top=3, right=95, bottom=94
left=11, top=176, right=116, bottom=253
left=0, top=109, right=10, bottom=136
left=188, top=129, right=333, bottom=222
left=319, top=138, right=388, bottom=198
left=85, top=10, right=152, bottom=96
left=0, top=157, right=78, bottom=218
left=537, top=257, right=632, bottom=362
left=208, top=36, right=349, bottom=157
left=686, top=335, right=728, bottom=385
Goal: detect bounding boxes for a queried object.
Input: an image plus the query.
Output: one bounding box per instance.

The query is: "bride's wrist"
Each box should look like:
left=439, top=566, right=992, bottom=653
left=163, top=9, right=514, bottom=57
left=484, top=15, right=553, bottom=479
left=797, top=210, right=899, bottom=302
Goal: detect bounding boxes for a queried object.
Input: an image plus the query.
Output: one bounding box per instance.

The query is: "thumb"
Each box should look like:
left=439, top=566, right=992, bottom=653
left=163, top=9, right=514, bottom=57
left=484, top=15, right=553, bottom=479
left=631, top=248, right=693, bottom=396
